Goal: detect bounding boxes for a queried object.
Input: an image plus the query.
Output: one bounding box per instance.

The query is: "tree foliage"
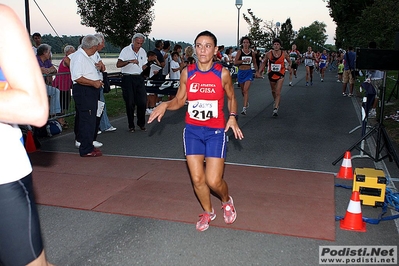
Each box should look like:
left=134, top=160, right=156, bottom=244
left=242, top=10, right=295, bottom=50
left=243, top=9, right=328, bottom=52
left=326, top=0, right=399, bottom=49
left=242, top=9, right=271, bottom=49
left=353, top=0, right=399, bottom=48
left=76, top=0, right=156, bottom=49
left=294, top=21, right=328, bottom=52
left=279, top=18, right=295, bottom=49
left=39, top=34, right=131, bottom=54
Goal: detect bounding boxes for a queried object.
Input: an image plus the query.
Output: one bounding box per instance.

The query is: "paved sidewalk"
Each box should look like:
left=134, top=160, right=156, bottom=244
left=35, top=68, right=399, bottom=265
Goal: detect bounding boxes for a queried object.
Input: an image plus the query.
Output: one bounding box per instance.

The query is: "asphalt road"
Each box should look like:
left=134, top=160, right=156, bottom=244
left=37, top=68, right=399, bottom=265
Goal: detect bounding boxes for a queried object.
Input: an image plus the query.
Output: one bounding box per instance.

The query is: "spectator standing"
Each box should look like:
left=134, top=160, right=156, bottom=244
left=342, top=46, right=356, bottom=97
left=0, top=4, right=54, bottom=265
left=149, top=40, right=167, bottom=111
left=141, top=50, right=161, bottom=115
left=116, top=33, right=148, bottom=132
left=32, top=32, right=41, bottom=54
left=169, top=51, right=185, bottom=80
left=36, top=44, right=62, bottom=117
left=152, top=40, right=166, bottom=80
left=141, top=51, right=161, bottom=79
left=148, top=30, right=243, bottom=232
left=52, top=44, right=75, bottom=129
left=69, top=35, right=103, bottom=157
left=161, top=40, right=171, bottom=80
left=184, top=45, right=197, bottom=63
left=173, top=44, right=184, bottom=64
left=93, top=33, right=117, bottom=134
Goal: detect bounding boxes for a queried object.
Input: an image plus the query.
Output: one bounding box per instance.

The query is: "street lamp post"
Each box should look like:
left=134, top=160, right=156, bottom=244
left=275, top=22, right=280, bottom=38
left=25, top=0, right=31, bottom=35
left=235, top=0, right=243, bottom=48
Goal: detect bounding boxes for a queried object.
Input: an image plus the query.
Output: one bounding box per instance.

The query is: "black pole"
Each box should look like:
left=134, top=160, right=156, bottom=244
left=25, top=0, right=31, bottom=35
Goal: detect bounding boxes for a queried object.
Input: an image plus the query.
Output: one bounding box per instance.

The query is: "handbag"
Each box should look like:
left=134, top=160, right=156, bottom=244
left=102, top=71, right=111, bottom=93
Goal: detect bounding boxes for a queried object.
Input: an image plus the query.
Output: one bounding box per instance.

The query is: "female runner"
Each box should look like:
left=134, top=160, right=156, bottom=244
left=148, top=30, right=244, bottom=231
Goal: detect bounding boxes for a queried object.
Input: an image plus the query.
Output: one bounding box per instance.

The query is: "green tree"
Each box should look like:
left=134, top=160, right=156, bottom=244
left=326, top=0, right=374, bottom=48
left=242, top=9, right=329, bottom=52
left=242, top=9, right=270, bottom=50
left=279, top=18, right=295, bottom=49
left=76, top=0, right=155, bottom=49
left=354, top=0, right=399, bottom=49
left=295, top=21, right=328, bottom=52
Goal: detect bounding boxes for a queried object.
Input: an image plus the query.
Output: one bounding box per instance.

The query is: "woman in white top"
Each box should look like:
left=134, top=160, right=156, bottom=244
left=303, top=46, right=316, bottom=86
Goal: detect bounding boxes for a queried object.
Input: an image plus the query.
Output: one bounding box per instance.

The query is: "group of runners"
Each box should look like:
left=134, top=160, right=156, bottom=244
left=234, top=37, right=332, bottom=118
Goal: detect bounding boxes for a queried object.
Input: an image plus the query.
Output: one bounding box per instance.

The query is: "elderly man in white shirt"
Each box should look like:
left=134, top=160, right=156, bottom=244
left=69, top=34, right=104, bottom=157
left=116, top=33, right=148, bottom=132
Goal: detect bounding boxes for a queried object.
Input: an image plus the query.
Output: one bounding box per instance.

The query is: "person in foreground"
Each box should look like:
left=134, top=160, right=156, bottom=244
left=148, top=30, right=244, bottom=231
left=0, top=4, right=54, bottom=266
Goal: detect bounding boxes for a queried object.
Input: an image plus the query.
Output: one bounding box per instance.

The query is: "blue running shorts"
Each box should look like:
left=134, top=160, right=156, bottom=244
left=237, top=69, right=253, bottom=84
left=0, top=174, right=44, bottom=266
left=183, top=124, right=227, bottom=159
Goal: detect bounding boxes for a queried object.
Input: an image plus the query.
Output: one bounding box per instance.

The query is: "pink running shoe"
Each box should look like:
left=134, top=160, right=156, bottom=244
left=221, top=196, right=237, bottom=224
left=196, top=209, right=216, bottom=232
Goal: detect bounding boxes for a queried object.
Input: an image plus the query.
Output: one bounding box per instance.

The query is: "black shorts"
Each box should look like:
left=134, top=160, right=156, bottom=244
left=0, top=174, right=44, bottom=266
left=306, top=65, right=314, bottom=71
left=268, top=72, right=285, bottom=82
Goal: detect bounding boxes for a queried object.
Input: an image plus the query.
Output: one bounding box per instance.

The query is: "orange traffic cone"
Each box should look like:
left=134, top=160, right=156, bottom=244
left=337, top=151, right=353, bottom=179
left=340, top=191, right=366, bottom=232
left=25, top=130, right=37, bottom=153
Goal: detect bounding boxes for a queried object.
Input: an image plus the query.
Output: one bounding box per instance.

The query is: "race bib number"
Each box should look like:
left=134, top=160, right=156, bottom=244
left=271, top=64, right=281, bottom=72
left=320, top=59, right=326, bottom=63
left=188, top=100, right=218, bottom=121
left=242, top=56, right=252, bottom=64
left=290, top=56, right=296, bottom=61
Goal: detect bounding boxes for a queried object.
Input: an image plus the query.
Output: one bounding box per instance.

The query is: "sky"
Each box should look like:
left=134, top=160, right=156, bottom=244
left=3, top=0, right=336, bottom=46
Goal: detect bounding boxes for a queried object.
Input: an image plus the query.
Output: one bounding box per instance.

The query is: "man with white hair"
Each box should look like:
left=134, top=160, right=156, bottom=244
left=116, top=33, right=148, bottom=132
left=69, top=34, right=104, bottom=157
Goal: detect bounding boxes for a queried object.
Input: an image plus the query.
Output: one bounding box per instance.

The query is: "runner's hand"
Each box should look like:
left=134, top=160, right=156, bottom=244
left=148, top=102, right=167, bottom=123
left=225, top=117, right=244, bottom=140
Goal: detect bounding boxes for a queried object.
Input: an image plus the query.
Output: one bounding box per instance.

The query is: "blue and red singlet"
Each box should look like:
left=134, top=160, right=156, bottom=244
left=185, top=63, right=225, bottom=128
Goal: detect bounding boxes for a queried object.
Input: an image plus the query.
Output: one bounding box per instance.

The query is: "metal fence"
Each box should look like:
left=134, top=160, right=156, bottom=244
left=45, top=72, right=75, bottom=121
